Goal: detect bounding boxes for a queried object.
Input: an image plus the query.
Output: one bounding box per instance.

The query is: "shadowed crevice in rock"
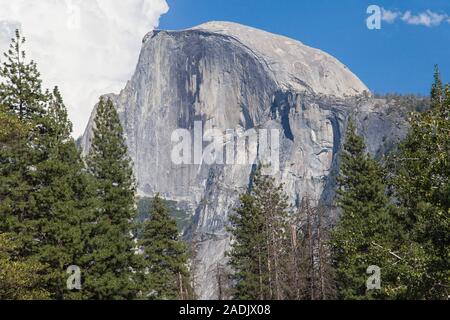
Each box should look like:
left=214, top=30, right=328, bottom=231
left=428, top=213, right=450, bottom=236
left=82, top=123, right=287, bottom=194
left=271, top=91, right=295, bottom=141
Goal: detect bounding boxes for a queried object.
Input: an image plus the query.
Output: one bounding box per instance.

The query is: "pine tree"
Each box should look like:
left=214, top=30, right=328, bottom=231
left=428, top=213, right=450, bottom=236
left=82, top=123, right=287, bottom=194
left=228, top=192, right=266, bottom=300
left=0, top=30, right=49, bottom=263
left=0, top=29, right=47, bottom=122
left=0, top=31, right=97, bottom=299
left=85, top=97, right=139, bottom=299
left=431, top=65, right=444, bottom=110
left=31, top=87, right=97, bottom=299
left=139, top=194, right=191, bottom=300
left=0, top=29, right=44, bottom=245
left=331, top=119, right=401, bottom=299
left=390, top=67, right=450, bottom=299
left=228, top=167, right=289, bottom=300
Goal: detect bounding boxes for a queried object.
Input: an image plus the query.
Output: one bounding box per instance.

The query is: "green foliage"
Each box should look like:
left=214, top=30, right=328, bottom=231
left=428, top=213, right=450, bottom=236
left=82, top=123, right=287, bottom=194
left=389, top=66, right=450, bottom=299
left=228, top=167, right=289, bottom=300
left=0, top=32, right=96, bottom=300
left=0, top=233, right=50, bottom=300
left=139, top=194, right=191, bottom=300
left=0, top=106, right=29, bottom=148
left=0, top=30, right=47, bottom=122
left=228, top=192, right=266, bottom=300
left=84, top=97, right=139, bottom=299
left=373, top=93, right=430, bottom=114
left=29, top=87, right=97, bottom=299
left=137, top=197, right=192, bottom=234
left=0, top=33, right=93, bottom=299
left=331, top=119, right=402, bottom=299
left=0, top=31, right=48, bottom=259
left=0, top=29, right=50, bottom=269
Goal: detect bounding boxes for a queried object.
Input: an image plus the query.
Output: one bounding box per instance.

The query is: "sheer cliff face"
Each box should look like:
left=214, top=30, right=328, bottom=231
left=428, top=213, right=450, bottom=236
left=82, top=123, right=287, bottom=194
left=81, top=22, right=406, bottom=299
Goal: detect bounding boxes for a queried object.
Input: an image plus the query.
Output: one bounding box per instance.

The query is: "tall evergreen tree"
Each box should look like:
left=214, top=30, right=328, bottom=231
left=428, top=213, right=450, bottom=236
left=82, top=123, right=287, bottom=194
left=331, top=119, right=401, bottom=299
left=0, top=31, right=97, bottom=299
left=31, top=87, right=97, bottom=299
left=0, top=30, right=45, bottom=250
left=0, top=29, right=47, bottom=121
left=390, top=67, right=450, bottom=299
left=85, top=97, right=139, bottom=299
left=0, top=30, right=50, bottom=263
left=228, top=191, right=265, bottom=300
left=228, top=167, right=289, bottom=300
left=430, top=65, right=444, bottom=110
left=139, top=194, right=191, bottom=300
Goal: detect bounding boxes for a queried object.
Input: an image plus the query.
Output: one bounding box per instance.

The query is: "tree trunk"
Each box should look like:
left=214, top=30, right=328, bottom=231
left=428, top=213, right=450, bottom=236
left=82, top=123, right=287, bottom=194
left=178, top=272, right=184, bottom=300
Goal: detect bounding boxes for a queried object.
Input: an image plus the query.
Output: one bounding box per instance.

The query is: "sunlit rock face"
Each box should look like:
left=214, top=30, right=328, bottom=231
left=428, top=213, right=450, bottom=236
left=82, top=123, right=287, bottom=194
left=81, top=21, right=407, bottom=299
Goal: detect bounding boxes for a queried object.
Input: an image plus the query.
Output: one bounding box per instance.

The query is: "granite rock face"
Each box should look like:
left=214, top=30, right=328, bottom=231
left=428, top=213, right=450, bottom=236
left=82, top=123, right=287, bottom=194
left=81, top=21, right=408, bottom=299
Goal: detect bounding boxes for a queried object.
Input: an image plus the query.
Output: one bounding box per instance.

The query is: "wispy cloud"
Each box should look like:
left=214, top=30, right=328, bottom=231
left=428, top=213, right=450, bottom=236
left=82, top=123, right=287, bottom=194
left=401, top=10, right=447, bottom=27
left=381, top=7, right=449, bottom=27
left=381, top=8, right=401, bottom=24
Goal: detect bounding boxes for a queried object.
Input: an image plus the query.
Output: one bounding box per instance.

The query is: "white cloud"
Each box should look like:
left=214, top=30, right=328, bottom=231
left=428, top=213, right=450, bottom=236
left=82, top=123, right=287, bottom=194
left=379, top=7, right=449, bottom=28
left=381, top=8, right=401, bottom=24
left=0, top=0, right=169, bottom=137
left=401, top=9, right=447, bottom=27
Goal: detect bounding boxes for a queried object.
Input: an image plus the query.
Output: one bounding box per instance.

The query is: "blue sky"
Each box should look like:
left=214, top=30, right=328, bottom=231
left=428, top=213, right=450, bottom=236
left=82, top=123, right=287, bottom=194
left=159, top=0, right=450, bottom=95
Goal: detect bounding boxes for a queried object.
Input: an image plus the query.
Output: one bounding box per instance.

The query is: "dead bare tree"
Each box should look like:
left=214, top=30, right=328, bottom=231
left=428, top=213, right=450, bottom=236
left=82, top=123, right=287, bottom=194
left=215, top=262, right=233, bottom=300
left=283, top=196, right=336, bottom=300
left=187, top=238, right=200, bottom=300
left=315, top=205, right=336, bottom=300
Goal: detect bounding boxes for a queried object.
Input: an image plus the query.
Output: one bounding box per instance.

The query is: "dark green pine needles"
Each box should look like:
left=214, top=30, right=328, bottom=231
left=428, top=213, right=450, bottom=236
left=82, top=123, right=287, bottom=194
left=139, top=194, right=191, bottom=300
left=85, top=97, right=139, bottom=299
left=330, top=119, right=399, bottom=299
